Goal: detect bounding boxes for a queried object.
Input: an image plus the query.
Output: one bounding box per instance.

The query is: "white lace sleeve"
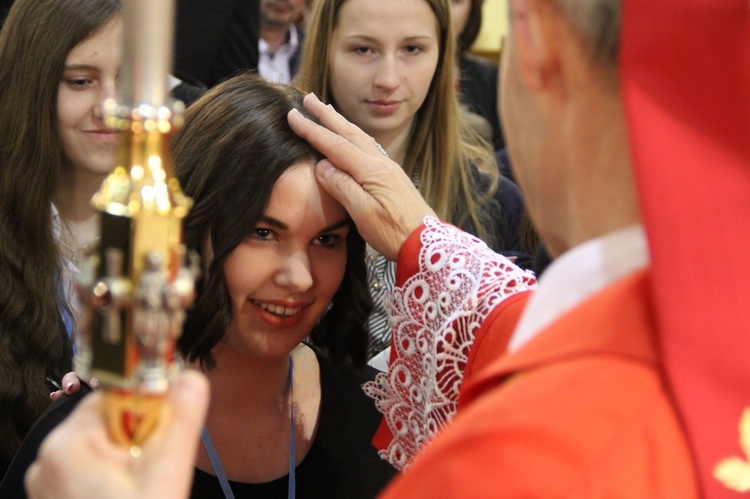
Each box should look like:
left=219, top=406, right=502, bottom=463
left=363, top=217, right=537, bottom=470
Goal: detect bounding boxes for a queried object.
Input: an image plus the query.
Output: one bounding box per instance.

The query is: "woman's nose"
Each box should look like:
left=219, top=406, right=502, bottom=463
left=275, top=250, right=314, bottom=293
left=373, top=55, right=401, bottom=90
left=93, top=78, right=118, bottom=120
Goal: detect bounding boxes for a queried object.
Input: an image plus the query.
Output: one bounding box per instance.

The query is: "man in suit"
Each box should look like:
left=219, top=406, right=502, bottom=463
left=258, top=0, right=305, bottom=84
left=173, top=0, right=260, bottom=89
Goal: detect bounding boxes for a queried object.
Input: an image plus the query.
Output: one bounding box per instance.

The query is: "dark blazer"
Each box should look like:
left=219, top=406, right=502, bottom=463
left=289, top=28, right=305, bottom=79
left=459, top=53, right=504, bottom=150
left=0, top=383, right=91, bottom=498
left=174, top=0, right=260, bottom=88
left=0, top=0, right=13, bottom=27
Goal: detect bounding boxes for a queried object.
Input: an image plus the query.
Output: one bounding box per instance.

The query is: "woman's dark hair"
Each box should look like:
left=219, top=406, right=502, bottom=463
left=0, top=0, right=120, bottom=467
left=172, top=74, right=371, bottom=368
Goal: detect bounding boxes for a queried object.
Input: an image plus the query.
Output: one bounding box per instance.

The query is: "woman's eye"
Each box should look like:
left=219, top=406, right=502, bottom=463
left=353, top=46, right=372, bottom=55
left=316, top=234, right=340, bottom=247
left=253, top=228, right=273, bottom=240
left=66, top=78, right=93, bottom=89
left=404, top=44, right=424, bottom=55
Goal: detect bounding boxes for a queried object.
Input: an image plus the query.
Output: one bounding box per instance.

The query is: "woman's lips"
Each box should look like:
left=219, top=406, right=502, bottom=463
left=366, top=100, right=402, bottom=115
left=250, top=299, right=309, bottom=327
left=84, top=130, right=118, bottom=144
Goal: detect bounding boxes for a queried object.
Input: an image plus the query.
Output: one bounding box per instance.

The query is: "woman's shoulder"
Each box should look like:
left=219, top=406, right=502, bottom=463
left=470, top=167, right=525, bottom=229
left=0, top=385, right=92, bottom=498
left=305, top=347, right=397, bottom=497
left=315, top=348, right=381, bottom=409
left=460, top=53, right=499, bottom=83
left=468, top=167, right=532, bottom=263
left=313, top=349, right=385, bottom=455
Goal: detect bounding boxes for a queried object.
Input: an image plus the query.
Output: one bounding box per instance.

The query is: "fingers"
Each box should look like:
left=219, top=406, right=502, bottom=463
left=62, top=372, right=81, bottom=393
left=288, top=93, right=435, bottom=260
left=287, top=105, right=386, bottom=184
left=314, top=160, right=371, bottom=219
left=300, top=93, right=380, bottom=154
left=28, top=372, right=209, bottom=499
left=150, top=370, right=209, bottom=455
left=49, top=372, right=83, bottom=400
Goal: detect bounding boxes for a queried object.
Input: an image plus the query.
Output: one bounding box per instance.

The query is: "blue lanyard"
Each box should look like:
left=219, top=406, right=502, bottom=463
left=201, top=356, right=296, bottom=499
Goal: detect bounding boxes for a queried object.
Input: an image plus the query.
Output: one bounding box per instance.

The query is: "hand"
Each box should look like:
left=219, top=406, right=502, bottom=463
left=26, top=370, right=209, bottom=499
left=49, top=372, right=99, bottom=401
left=287, top=93, right=436, bottom=261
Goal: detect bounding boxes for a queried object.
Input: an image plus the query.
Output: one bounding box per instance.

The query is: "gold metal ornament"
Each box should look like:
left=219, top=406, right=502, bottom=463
left=73, top=0, right=197, bottom=451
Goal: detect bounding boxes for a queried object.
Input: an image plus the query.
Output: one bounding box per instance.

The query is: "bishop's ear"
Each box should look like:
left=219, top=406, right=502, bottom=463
left=507, top=0, right=565, bottom=93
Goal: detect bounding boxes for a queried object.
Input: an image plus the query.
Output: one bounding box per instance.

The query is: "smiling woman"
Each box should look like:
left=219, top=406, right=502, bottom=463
left=218, top=164, right=350, bottom=361
left=0, top=73, right=398, bottom=498
left=57, top=17, right=122, bottom=180
left=0, top=0, right=121, bottom=478
left=171, top=74, right=396, bottom=497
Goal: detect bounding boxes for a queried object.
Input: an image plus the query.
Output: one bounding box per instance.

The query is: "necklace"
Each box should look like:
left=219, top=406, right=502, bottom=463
left=201, top=355, right=296, bottom=499
left=57, top=235, right=100, bottom=268
left=56, top=214, right=101, bottom=268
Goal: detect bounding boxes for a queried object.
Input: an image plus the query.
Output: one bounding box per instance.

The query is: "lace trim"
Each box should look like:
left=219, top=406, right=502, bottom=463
left=363, top=217, right=536, bottom=470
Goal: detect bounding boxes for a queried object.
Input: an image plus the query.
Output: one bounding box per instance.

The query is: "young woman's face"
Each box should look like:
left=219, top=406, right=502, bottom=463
left=450, top=0, right=471, bottom=38
left=57, top=16, right=122, bottom=178
left=328, top=0, right=439, bottom=145
left=222, top=162, right=350, bottom=360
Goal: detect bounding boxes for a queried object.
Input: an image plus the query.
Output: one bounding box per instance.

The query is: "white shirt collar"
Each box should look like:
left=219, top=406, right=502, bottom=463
left=259, top=24, right=300, bottom=57
left=258, top=25, right=300, bottom=84
left=508, top=225, right=649, bottom=352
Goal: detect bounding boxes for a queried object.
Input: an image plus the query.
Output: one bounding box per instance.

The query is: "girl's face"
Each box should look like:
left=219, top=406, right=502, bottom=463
left=57, top=17, right=122, bottom=178
left=450, top=0, right=471, bottom=38
left=222, top=162, right=350, bottom=360
left=328, top=0, right=439, bottom=146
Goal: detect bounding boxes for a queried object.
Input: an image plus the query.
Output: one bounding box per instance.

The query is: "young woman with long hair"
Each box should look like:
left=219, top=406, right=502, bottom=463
left=0, top=0, right=121, bottom=476
left=294, top=0, right=531, bottom=356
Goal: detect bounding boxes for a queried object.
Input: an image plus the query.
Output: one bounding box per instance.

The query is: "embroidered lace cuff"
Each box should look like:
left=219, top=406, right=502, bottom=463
left=363, top=217, right=537, bottom=469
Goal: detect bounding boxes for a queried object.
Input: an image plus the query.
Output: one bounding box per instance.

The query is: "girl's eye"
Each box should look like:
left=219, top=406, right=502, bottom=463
left=405, top=44, right=424, bottom=55
left=316, top=234, right=340, bottom=247
left=252, top=228, right=273, bottom=240
left=66, top=78, right=93, bottom=89
left=353, top=46, right=372, bottom=55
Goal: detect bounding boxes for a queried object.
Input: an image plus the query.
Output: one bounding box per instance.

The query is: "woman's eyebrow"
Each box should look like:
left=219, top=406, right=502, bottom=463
left=62, top=64, right=100, bottom=72
left=256, top=216, right=350, bottom=233
left=320, top=217, right=351, bottom=234
left=257, top=215, right=287, bottom=230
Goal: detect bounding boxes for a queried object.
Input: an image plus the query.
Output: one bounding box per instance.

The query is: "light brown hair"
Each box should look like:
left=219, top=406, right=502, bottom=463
left=294, top=0, right=500, bottom=245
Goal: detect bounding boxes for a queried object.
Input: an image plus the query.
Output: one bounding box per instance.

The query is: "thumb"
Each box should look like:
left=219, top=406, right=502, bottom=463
left=164, top=369, right=210, bottom=436
left=139, top=370, right=209, bottom=495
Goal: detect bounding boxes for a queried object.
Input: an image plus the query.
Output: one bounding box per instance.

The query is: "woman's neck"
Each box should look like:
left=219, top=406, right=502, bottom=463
left=203, top=346, right=293, bottom=410
left=373, top=120, right=413, bottom=167
left=193, top=344, right=321, bottom=483
left=54, top=165, right=107, bottom=222
left=53, top=165, right=109, bottom=265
